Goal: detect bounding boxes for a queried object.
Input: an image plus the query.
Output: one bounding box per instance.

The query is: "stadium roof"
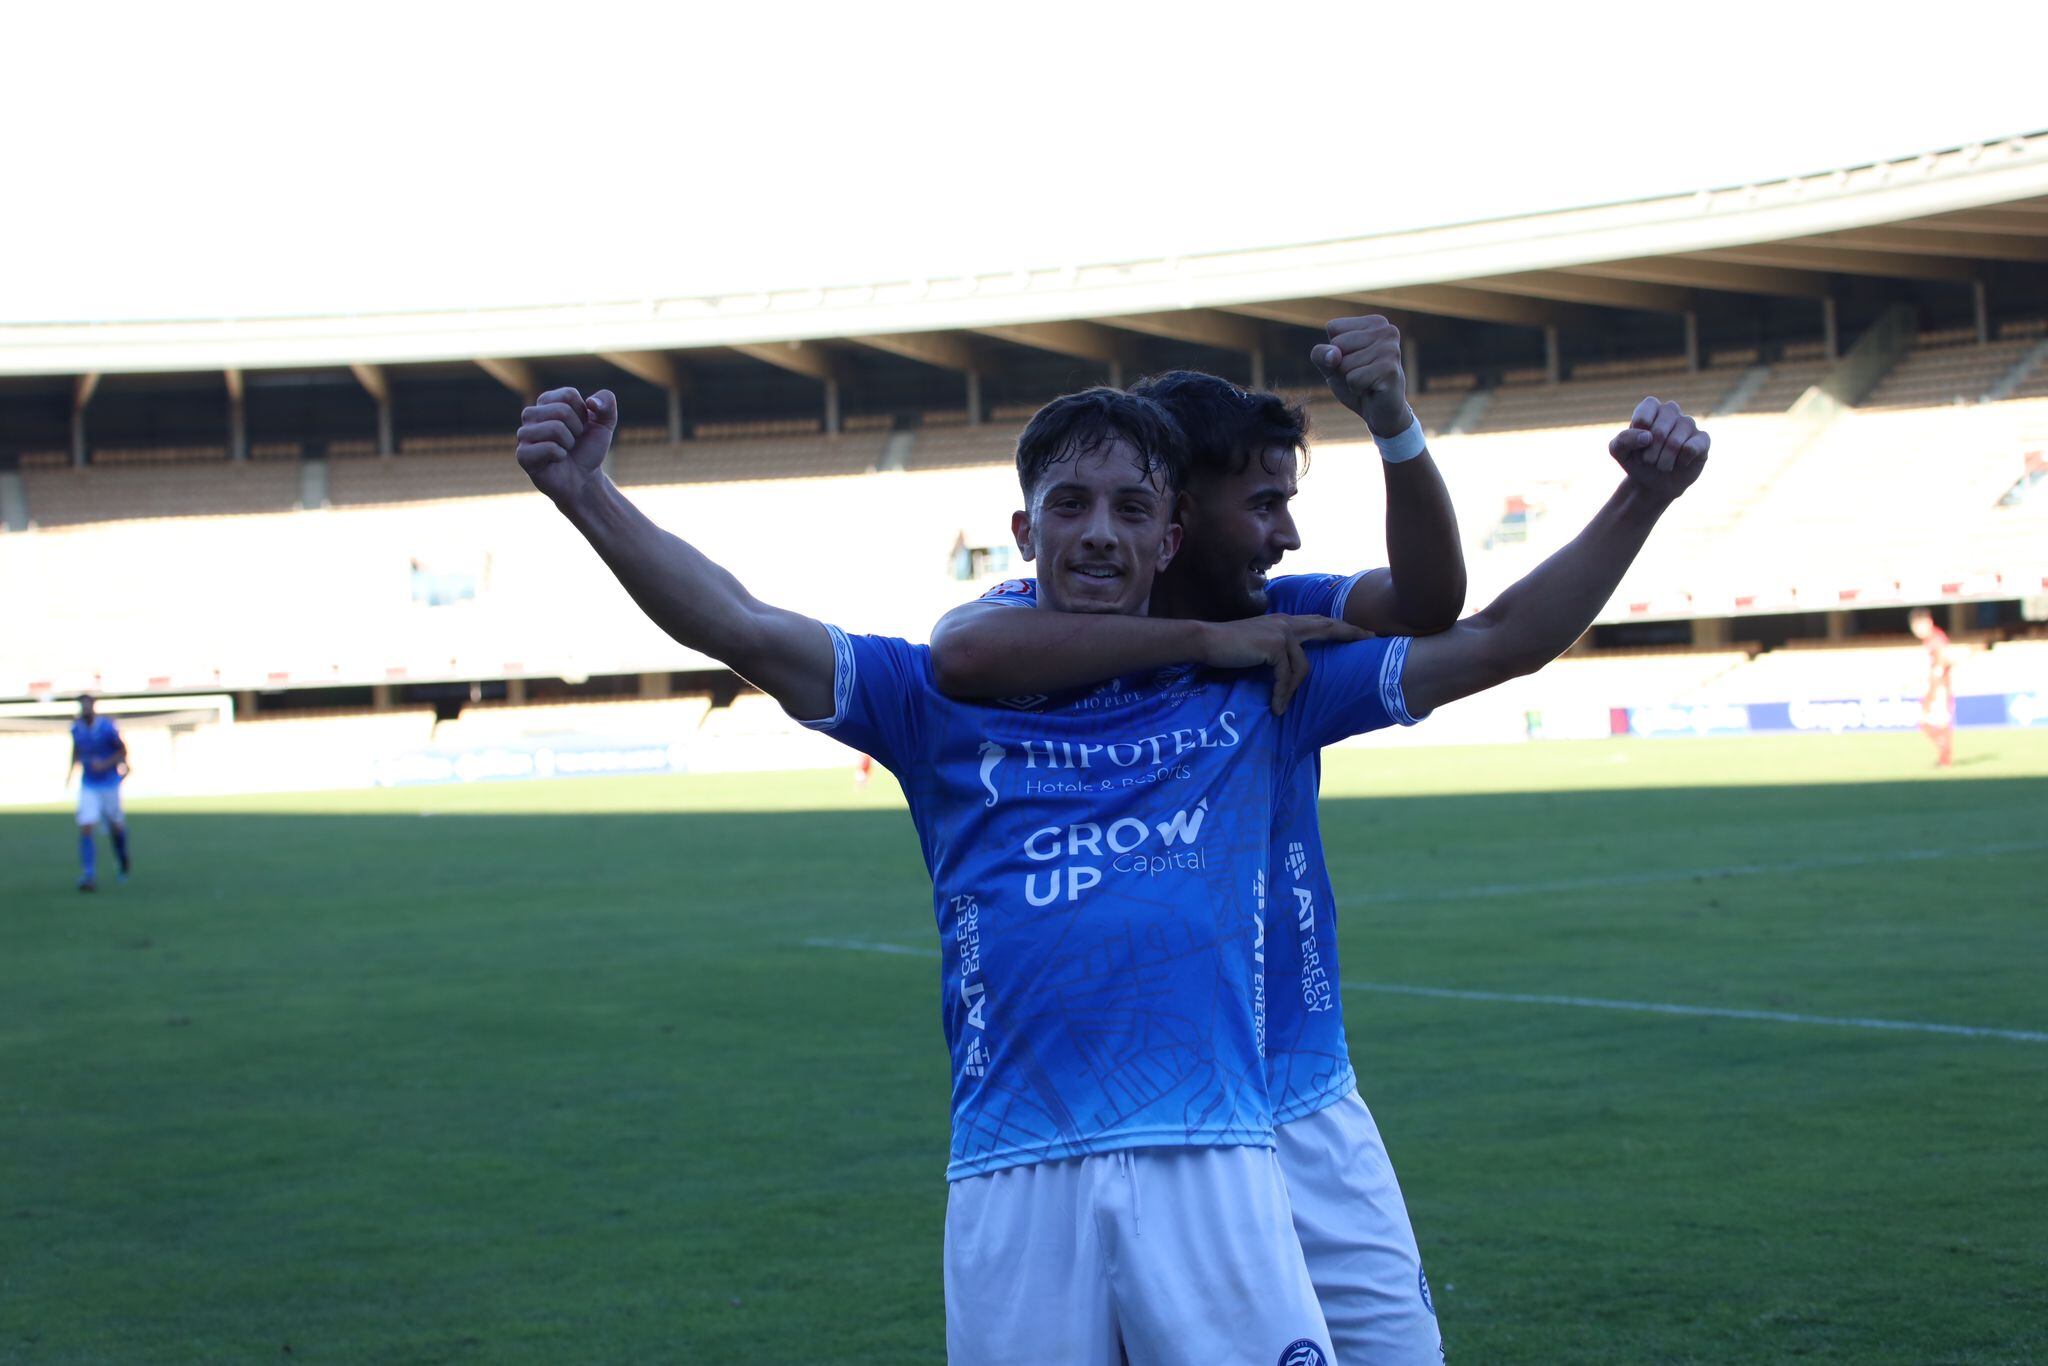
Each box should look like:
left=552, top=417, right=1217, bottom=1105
left=4, top=130, right=2047, bottom=380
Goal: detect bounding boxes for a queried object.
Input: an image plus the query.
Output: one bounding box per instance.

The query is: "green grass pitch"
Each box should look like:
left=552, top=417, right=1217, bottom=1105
left=5, top=730, right=2046, bottom=1363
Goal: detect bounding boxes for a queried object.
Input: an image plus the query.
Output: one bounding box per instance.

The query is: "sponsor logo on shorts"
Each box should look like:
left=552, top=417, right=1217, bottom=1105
left=1278, top=1340, right=1327, bottom=1366
left=1420, top=1266, right=1435, bottom=1316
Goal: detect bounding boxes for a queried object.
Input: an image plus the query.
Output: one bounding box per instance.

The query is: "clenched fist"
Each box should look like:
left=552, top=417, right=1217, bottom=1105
left=1311, top=316, right=1415, bottom=439
left=516, top=387, right=619, bottom=505
left=1609, top=397, right=1709, bottom=504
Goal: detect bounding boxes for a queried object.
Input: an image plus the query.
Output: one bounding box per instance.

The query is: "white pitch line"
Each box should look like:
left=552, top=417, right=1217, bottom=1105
left=1350, top=838, right=2048, bottom=904
left=803, top=938, right=2048, bottom=1045
left=1342, top=981, right=2048, bottom=1044
left=805, top=935, right=937, bottom=958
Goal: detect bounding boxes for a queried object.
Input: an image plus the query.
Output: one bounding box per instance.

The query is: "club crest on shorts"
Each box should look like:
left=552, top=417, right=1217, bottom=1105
left=1278, top=1339, right=1327, bottom=1366
left=1419, top=1265, right=1436, bottom=1315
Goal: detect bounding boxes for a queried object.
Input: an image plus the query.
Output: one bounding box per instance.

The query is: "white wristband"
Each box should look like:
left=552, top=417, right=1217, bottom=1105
left=1373, top=415, right=1428, bottom=464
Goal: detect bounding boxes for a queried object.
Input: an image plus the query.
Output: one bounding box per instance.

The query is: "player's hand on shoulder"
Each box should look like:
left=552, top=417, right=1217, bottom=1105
left=1610, top=396, right=1709, bottom=503
left=1311, top=315, right=1415, bottom=439
left=1202, top=614, right=1371, bottom=715
left=517, top=387, right=620, bottom=504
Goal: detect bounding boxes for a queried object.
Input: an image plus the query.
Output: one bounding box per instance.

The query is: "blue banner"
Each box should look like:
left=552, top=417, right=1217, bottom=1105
left=376, top=737, right=688, bottom=786
left=1619, top=693, right=2038, bottom=738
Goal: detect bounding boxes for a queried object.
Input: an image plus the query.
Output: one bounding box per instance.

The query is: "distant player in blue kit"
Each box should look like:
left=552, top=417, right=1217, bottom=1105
left=514, top=370, right=1709, bottom=1364
left=68, top=695, right=131, bottom=891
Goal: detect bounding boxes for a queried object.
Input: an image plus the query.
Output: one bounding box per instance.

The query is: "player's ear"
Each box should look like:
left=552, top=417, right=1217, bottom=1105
left=1155, top=517, right=1183, bottom=571
left=1011, top=509, right=1036, bottom=563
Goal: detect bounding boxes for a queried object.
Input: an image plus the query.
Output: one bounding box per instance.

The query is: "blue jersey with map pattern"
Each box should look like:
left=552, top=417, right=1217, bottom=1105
left=971, top=573, right=1375, bottom=1122
left=71, top=716, right=125, bottom=790
left=802, top=620, right=1418, bottom=1179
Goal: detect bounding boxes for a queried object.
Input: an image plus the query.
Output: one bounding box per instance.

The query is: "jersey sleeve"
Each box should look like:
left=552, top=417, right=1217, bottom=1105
left=1280, top=635, right=1426, bottom=757
left=798, top=626, right=932, bottom=770
left=1264, top=572, right=1372, bottom=620
left=973, top=577, right=1039, bottom=609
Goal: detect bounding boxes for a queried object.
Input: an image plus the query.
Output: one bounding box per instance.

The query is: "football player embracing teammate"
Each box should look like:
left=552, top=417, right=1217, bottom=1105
left=514, top=350, right=1708, bottom=1363
left=930, top=316, right=1465, bottom=1361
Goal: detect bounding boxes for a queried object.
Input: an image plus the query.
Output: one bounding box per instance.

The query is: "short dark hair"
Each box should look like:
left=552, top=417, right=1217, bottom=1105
left=1014, top=387, right=1188, bottom=499
left=1128, top=370, right=1309, bottom=480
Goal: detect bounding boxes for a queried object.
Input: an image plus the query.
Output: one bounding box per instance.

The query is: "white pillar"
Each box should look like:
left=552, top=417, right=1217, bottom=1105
left=71, top=408, right=87, bottom=468
left=1249, top=347, right=1267, bottom=391
left=1543, top=326, right=1562, bottom=384
left=1822, top=297, right=1839, bottom=360
left=1683, top=311, right=1701, bottom=372
left=376, top=399, right=394, bottom=457
left=1399, top=336, right=1420, bottom=393
left=1973, top=280, right=1990, bottom=343
left=823, top=379, right=842, bottom=435
left=666, top=387, right=684, bottom=443
left=1108, top=360, right=1125, bottom=390
left=966, top=370, right=983, bottom=425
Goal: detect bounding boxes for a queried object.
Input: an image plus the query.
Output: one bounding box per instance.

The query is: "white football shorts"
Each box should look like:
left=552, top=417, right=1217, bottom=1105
left=76, top=784, right=125, bottom=828
left=944, top=1144, right=1336, bottom=1366
left=1277, top=1090, right=1443, bottom=1364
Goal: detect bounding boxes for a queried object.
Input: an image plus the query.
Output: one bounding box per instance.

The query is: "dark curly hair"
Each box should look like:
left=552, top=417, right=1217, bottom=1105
left=1128, top=370, right=1310, bottom=480
left=1014, top=387, right=1189, bottom=499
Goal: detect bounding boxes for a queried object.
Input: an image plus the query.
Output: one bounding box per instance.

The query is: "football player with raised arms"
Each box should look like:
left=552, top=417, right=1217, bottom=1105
left=514, top=370, right=1708, bottom=1363
left=928, top=316, right=1465, bottom=1360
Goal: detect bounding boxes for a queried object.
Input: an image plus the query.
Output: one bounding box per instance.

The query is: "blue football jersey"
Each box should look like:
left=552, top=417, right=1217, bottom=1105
left=71, top=716, right=125, bottom=789
left=970, top=572, right=1378, bottom=1122
left=803, top=620, right=1415, bottom=1179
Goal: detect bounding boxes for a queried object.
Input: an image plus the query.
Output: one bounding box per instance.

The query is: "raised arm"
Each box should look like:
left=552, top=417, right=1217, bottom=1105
left=516, top=387, right=836, bottom=721
left=930, top=602, right=1365, bottom=714
left=1401, top=398, right=1709, bottom=716
left=1310, top=316, right=1466, bottom=635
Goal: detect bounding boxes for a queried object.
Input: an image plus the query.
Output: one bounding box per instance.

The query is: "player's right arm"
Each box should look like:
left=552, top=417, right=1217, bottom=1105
left=929, top=602, right=1366, bottom=714
left=516, top=387, right=836, bottom=721
left=1399, top=398, right=1709, bottom=716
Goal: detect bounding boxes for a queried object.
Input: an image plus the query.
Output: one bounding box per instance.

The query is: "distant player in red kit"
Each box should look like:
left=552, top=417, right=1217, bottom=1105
left=1909, top=608, right=1955, bottom=768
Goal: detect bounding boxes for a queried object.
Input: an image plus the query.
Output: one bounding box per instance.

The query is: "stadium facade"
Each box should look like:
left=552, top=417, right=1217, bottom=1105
left=3, top=132, right=2045, bottom=799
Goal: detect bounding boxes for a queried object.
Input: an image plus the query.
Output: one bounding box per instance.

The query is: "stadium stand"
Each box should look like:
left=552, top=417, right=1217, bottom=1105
left=1471, top=363, right=1740, bottom=434
left=1686, top=641, right=1976, bottom=703
left=22, top=459, right=301, bottom=526
left=1858, top=330, right=2042, bottom=410
left=612, top=432, right=888, bottom=485
left=1733, top=355, right=1836, bottom=415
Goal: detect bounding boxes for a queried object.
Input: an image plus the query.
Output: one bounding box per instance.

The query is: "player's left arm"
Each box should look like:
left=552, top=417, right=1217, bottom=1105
left=1310, top=316, right=1466, bottom=636
left=1401, top=398, right=1708, bottom=716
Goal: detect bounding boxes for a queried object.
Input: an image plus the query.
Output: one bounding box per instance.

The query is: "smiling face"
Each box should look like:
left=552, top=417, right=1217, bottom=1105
left=1156, top=444, right=1301, bottom=620
left=1012, top=437, right=1183, bottom=616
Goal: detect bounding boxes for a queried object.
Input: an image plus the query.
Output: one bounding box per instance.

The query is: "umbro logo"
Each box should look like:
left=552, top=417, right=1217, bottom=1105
left=997, top=694, right=1049, bottom=711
